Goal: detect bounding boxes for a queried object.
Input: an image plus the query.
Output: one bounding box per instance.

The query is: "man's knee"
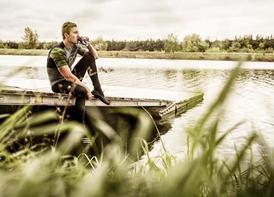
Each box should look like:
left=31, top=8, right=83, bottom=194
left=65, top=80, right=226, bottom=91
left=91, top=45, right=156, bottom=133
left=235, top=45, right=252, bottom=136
left=74, top=85, right=88, bottom=98
left=83, top=52, right=95, bottom=63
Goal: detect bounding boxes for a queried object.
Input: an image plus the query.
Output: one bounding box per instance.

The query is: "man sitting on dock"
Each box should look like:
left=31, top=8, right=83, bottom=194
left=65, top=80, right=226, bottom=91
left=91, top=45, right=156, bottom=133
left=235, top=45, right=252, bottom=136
left=47, top=21, right=110, bottom=123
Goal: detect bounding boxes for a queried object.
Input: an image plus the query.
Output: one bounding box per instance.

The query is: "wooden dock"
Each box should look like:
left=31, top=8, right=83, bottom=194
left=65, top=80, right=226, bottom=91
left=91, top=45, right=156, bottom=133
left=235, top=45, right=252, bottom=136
left=0, top=88, right=204, bottom=119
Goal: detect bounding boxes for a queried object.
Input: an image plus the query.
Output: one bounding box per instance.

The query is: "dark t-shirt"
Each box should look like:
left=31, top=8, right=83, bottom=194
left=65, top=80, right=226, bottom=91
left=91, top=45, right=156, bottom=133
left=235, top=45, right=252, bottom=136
left=47, top=42, right=86, bottom=85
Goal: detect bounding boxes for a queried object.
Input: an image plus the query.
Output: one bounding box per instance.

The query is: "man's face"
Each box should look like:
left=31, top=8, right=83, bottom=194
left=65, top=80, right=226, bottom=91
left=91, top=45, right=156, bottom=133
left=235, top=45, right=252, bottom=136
left=66, top=27, right=79, bottom=44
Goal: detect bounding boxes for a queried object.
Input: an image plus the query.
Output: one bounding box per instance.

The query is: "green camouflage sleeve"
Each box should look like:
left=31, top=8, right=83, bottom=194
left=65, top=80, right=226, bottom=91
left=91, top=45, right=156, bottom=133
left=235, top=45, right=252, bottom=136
left=77, top=44, right=87, bottom=56
left=50, top=48, right=67, bottom=68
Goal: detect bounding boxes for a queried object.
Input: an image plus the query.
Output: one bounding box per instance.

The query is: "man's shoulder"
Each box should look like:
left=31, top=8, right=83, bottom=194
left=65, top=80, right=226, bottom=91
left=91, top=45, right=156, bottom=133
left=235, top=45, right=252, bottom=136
left=50, top=47, right=66, bottom=57
left=51, top=47, right=65, bottom=53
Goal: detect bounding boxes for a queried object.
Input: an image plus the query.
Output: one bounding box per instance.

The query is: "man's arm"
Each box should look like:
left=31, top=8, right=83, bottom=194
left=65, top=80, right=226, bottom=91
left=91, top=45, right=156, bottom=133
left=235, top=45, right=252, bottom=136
left=86, top=43, right=98, bottom=59
left=79, top=36, right=98, bottom=59
left=59, top=65, right=93, bottom=99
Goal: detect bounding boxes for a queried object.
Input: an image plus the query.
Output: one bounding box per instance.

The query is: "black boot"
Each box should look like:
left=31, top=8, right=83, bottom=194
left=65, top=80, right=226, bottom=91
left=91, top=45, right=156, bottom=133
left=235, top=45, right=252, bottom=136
left=85, top=54, right=110, bottom=105
left=90, top=72, right=110, bottom=105
left=92, top=89, right=110, bottom=105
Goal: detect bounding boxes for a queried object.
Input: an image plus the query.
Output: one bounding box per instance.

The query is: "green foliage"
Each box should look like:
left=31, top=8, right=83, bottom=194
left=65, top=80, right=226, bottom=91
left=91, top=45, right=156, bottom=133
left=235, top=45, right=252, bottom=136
left=229, top=42, right=241, bottom=52
left=0, top=40, right=6, bottom=48
left=182, top=34, right=209, bottom=52
left=91, top=37, right=108, bottom=51
left=106, top=40, right=126, bottom=51
left=164, top=33, right=180, bottom=53
left=1, top=31, right=274, bottom=53
left=123, top=39, right=165, bottom=51
left=22, top=27, right=39, bottom=49
left=4, top=41, right=19, bottom=49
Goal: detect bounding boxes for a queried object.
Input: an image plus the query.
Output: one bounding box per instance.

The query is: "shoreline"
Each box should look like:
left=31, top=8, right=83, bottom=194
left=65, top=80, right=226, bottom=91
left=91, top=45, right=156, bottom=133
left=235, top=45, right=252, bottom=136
left=0, top=49, right=274, bottom=62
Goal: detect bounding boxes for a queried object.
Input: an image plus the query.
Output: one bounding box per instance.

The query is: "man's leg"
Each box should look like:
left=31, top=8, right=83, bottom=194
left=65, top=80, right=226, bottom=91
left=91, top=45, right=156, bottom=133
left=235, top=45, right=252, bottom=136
left=52, top=81, right=87, bottom=123
left=72, top=53, right=110, bottom=105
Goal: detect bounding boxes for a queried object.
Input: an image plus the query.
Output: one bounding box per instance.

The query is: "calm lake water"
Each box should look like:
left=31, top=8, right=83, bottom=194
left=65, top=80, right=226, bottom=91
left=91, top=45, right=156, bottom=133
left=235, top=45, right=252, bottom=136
left=0, top=55, right=273, bottom=159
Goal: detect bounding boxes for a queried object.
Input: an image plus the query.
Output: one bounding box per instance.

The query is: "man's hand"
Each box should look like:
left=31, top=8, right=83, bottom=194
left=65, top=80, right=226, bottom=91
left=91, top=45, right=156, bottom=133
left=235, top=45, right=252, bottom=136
left=86, top=90, right=93, bottom=100
left=58, top=65, right=93, bottom=100
left=78, top=36, right=89, bottom=47
left=78, top=36, right=99, bottom=59
left=77, top=82, right=93, bottom=100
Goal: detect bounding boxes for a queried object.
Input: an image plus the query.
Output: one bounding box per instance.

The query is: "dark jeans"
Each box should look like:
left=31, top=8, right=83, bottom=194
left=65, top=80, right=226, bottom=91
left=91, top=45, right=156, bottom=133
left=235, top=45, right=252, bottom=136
left=51, top=53, right=99, bottom=123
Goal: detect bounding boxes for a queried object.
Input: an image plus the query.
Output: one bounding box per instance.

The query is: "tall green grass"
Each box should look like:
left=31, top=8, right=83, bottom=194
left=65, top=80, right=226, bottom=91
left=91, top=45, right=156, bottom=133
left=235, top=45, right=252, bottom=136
left=0, top=63, right=274, bottom=197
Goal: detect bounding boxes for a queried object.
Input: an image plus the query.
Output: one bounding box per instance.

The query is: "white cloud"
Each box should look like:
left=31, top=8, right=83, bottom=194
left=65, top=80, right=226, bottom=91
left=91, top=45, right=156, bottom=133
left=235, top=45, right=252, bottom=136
left=0, top=0, right=273, bottom=41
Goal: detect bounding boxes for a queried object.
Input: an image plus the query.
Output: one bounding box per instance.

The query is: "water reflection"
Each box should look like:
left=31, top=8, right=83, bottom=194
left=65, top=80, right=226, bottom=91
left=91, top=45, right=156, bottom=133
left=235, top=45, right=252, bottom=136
left=150, top=68, right=274, bottom=159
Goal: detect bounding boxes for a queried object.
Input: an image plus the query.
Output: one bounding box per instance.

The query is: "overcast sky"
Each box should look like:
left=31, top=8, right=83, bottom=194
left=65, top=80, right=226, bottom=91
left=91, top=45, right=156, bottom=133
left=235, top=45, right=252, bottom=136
left=1, top=0, right=274, bottom=41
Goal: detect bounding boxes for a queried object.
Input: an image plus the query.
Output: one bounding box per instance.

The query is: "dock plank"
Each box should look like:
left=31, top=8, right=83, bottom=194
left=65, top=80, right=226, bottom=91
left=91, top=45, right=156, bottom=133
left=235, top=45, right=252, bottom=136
left=0, top=88, right=204, bottom=118
left=0, top=88, right=171, bottom=107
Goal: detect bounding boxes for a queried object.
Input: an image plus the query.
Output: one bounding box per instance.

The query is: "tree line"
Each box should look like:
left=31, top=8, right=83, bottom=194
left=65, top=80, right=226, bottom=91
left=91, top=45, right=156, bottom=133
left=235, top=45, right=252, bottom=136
left=0, top=27, right=273, bottom=53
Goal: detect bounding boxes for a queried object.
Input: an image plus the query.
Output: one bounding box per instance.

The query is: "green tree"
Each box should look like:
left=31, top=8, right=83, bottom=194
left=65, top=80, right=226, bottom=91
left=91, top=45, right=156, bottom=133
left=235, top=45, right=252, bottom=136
left=209, top=40, right=223, bottom=52
left=182, top=34, right=208, bottom=52
left=237, top=35, right=253, bottom=52
left=221, top=39, right=232, bottom=51
left=125, top=41, right=139, bottom=51
left=228, top=41, right=241, bottom=52
left=22, top=27, right=39, bottom=49
left=92, top=37, right=108, bottom=51
left=106, top=40, right=126, bottom=51
left=153, top=39, right=165, bottom=51
left=0, top=40, right=5, bottom=48
left=6, top=41, right=19, bottom=49
left=164, top=33, right=180, bottom=52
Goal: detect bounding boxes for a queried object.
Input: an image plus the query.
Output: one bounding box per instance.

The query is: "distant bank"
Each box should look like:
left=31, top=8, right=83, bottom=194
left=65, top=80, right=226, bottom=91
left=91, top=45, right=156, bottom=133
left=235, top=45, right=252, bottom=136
left=1, top=49, right=274, bottom=62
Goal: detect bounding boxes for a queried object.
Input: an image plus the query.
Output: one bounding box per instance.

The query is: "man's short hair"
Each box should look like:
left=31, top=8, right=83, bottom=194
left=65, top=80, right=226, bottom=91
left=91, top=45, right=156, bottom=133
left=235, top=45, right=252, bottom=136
left=62, top=21, right=77, bottom=39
